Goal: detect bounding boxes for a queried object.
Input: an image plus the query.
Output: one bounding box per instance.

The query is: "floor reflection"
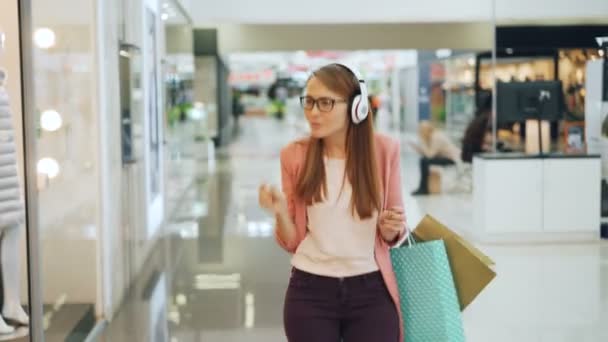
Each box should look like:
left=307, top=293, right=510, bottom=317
left=168, top=149, right=291, bottom=340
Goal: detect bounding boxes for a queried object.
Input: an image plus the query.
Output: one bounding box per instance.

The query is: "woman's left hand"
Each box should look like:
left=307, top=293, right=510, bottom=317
left=379, top=206, right=406, bottom=243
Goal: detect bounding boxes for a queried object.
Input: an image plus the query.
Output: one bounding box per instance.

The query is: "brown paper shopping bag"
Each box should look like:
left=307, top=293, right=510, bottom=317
left=412, top=215, right=496, bottom=311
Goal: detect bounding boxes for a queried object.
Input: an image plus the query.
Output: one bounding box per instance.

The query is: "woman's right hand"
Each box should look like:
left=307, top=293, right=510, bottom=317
left=258, top=184, right=287, bottom=215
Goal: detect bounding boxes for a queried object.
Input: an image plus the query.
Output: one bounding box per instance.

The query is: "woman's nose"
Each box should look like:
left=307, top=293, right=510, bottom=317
left=307, top=106, right=321, bottom=118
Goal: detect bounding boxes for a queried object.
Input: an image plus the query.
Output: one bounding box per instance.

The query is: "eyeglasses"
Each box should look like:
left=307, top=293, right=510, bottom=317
left=300, top=96, right=347, bottom=112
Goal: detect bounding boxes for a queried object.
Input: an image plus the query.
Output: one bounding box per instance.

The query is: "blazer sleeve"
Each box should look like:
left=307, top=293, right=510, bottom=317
left=274, top=145, right=300, bottom=253
left=385, top=140, right=409, bottom=247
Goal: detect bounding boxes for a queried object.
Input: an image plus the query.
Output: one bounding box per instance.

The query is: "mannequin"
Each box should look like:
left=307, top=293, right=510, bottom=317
left=0, top=68, right=29, bottom=334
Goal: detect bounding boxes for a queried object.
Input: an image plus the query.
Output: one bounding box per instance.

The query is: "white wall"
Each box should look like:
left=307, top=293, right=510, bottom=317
left=95, top=0, right=125, bottom=320
left=143, top=0, right=166, bottom=242
left=96, top=0, right=168, bottom=320
left=190, top=0, right=608, bottom=25
left=191, top=0, right=491, bottom=24
left=400, top=67, right=419, bottom=133
left=28, top=0, right=92, bottom=25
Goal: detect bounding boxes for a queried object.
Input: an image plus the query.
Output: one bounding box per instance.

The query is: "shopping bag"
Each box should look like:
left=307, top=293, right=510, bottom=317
left=390, top=234, right=465, bottom=342
left=412, top=215, right=496, bottom=310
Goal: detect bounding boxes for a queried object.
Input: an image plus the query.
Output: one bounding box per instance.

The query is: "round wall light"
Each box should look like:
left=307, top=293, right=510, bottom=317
left=37, top=158, right=60, bottom=179
left=40, top=109, right=63, bottom=131
left=34, top=28, right=56, bottom=49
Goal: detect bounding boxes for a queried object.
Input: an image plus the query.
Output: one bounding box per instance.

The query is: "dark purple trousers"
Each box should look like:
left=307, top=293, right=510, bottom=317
left=284, top=268, right=400, bottom=342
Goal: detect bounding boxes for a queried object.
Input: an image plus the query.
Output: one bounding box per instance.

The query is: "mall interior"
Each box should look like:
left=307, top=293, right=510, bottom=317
left=0, top=0, right=607, bottom=341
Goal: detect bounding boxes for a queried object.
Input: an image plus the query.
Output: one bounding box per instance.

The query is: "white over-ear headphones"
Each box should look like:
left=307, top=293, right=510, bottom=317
left=335, top=63, right=369, bottom=124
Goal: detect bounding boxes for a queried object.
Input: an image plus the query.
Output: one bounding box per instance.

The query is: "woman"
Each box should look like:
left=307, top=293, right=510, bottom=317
left=258, top=64, right=407, bottom=342
left=461, top=111, right=492, bottom=163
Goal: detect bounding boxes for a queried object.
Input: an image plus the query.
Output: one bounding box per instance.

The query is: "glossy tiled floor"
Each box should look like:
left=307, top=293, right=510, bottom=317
left=100, top=117, right=608, bottom=342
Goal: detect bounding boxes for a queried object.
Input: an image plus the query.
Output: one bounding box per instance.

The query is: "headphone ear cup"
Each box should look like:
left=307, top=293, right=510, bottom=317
left=351, top=94, right=362, bottom=123
left=359, top=96, right=369, bottom=121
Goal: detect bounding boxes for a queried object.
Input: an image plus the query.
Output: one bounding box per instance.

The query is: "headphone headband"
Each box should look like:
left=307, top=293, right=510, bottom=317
left=334, top=63, right=369, bottom=124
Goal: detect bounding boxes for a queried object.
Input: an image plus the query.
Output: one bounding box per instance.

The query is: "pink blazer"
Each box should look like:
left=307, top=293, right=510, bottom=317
left=275, top=133, right=406, bottom=340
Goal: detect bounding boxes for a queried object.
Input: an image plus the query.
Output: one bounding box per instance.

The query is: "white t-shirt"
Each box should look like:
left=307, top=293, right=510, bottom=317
left=291, top=158, right=379, bottom=277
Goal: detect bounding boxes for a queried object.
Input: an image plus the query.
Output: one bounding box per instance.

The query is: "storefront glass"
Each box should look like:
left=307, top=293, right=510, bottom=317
left=16, top=0, right=172, bottom=339
left=30, top=0, right=101, bottom=339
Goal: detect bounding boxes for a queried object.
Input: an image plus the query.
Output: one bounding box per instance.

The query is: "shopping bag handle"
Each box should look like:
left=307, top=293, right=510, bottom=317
left=393, top=228, right=415, bottom=249
left=405, top=229, right=416, bottom=248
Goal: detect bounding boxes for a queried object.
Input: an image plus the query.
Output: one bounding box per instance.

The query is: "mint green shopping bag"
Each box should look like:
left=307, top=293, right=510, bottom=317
left=390, top=234, right=465, bottom=342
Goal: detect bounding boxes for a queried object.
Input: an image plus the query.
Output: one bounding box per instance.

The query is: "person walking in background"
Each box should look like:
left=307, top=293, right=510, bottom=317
left=461, top=112, right=492, bottom=163
left=268, top=80, right=288, bottom=120
left=409, top=121, right=461, bottom=195
left=258, top=63, right=406, bottom=342
left=461, top=95, right=512, bottom=162
left=461, top=97, right=493, bottom=163
left=232, top=88, right=244, bottom=135
left=368, top=94, right=380, bottom=124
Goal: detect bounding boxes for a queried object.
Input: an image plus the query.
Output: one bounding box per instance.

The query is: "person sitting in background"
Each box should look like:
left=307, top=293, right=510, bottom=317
left=409, top=121, right=461, bottom=196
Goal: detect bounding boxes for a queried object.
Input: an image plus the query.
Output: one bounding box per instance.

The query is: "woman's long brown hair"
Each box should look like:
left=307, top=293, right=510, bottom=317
left=295, top=64, right=381, bottom=219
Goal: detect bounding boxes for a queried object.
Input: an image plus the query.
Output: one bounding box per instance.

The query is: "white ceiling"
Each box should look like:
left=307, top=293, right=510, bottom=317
left=161, top=0, right=190, bottom=25
left=188, top=0, right=608, bottom=25
left=24, top=0, right=608, bottom=29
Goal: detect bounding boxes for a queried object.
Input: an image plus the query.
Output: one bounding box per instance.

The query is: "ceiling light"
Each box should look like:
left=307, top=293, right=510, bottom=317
left=161, top=13, right=169, bottom=21
left=176, top=294, right=187, bottom=306
left=194, top=274, right=241, bottom=290
left=244, top=292, right=255, bottom=329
